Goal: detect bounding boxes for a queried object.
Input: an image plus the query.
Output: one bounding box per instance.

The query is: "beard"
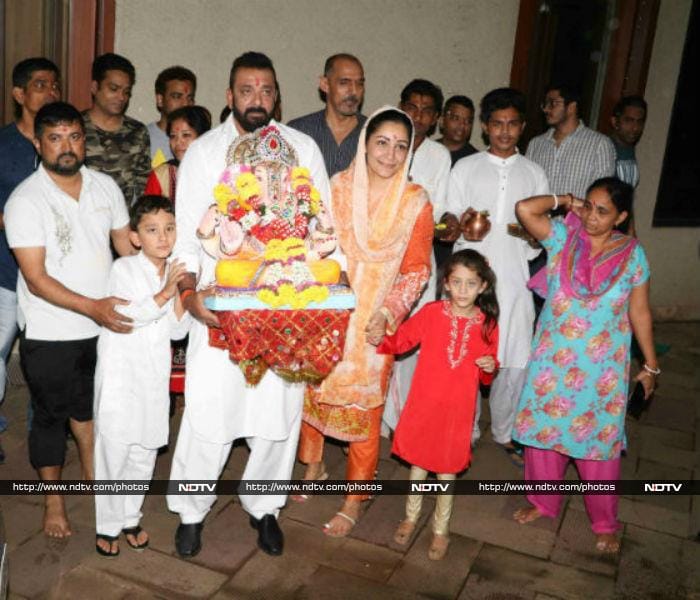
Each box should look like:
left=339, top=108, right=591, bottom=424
left=43, top=152, right=83, bottom=176
left=233, top=105, right=273, bottom=133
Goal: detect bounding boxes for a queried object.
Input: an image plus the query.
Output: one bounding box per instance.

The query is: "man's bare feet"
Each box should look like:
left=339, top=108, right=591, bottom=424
left=323, top=500, right=361, bottom=537
left=44, top=497, right=72, bottom=538
left=513, top=505, right=542, bottom=524
left=291, top=462, right=328, bottom=503
left=428, top=533, right=449, bottom=560
left=393, top=519, right=416, bottom=545
left=595, top=533, right=620, bottom=554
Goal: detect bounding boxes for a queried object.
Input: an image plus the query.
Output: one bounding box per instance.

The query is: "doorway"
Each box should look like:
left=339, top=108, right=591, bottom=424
left=510, top=0, right=659, bottom=151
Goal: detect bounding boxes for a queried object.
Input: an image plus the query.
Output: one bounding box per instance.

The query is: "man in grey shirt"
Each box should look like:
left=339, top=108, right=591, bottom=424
left=288, top=53, right=366, bottom=178
left=526, top=83, right=615, bottom=199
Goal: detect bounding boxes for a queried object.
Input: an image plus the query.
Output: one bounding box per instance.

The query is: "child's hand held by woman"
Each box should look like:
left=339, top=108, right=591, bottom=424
left=475, top=355, right=497, bottom=373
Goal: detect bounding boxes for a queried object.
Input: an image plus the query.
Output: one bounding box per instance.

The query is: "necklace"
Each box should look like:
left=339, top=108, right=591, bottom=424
left=443, top=301, right=480, bottom=369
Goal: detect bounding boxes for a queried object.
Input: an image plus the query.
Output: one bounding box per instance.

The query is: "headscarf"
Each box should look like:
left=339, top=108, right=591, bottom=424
left=344, top=105, right=419, bottom=263
left=558, top=212, right=638, bottom=299
left=315, top=106, right=428, bottom=405
left=529, top=212, right=638, bottom=300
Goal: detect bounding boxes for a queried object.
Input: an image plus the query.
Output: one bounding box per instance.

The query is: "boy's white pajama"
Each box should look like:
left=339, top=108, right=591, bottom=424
left=94, top=434, right=157, bottom=535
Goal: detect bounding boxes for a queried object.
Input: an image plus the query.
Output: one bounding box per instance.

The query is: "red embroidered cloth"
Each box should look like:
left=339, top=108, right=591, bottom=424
left=209, top=309, right=351, bottom=385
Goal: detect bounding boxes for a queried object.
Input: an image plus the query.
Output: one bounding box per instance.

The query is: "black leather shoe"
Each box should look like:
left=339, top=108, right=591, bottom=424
left=249, top=514, right=283, bottom=556
left=175, top=522, right=203, bottom=558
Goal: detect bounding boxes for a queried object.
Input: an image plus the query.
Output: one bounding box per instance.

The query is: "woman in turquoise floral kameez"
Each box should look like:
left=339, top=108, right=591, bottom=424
left=511, top=177, right=658, bottom=554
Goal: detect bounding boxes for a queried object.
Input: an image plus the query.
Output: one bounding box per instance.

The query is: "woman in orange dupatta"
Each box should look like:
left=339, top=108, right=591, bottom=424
left=297, top=107, right=434, bottom=536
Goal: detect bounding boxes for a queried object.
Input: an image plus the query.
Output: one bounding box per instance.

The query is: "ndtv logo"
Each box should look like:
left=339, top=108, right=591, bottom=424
left=644, top=483, right=682, bottom=492
left=410, top=483, right=450, bottom=492
left=178, top=483, right=216, bottom=492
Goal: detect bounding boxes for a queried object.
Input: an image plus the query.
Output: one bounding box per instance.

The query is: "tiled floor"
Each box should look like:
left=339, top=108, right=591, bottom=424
left=1, top=321, right=698, bottom=599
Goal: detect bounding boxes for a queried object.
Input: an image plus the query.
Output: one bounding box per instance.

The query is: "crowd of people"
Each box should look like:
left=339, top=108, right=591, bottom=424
left=0, top=49, right=657, bottom=563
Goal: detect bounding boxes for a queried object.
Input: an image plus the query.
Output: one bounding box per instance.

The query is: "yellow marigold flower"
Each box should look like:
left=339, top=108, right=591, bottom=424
left=263, top=240, right=287, bottom=262
left=310, top=187, right=320, bottom=202
left=311, top=285, right=329, bottom=302
left=238, top=184, right=260, bottom=203
left=291, top=167, right=310, bottom=180
left=283, top=237, right=305, bottom=249
left=287, top=245, right=306, bottom=258
left=278, top=283, right=295, bottom=295
left=257, top=289, right=277, bottom=307
left=236, top=172, right=258, bottom=191
left=213, top=183, right=236, bottom=214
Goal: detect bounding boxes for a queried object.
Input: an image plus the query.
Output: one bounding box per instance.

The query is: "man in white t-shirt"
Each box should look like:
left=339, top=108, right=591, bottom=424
left=4, top=101, right=134, bottom=539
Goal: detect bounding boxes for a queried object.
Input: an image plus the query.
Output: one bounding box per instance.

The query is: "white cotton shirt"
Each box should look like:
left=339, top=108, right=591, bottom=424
left=4, top=165, right=129, bottom=341
left=94, top=252, right=191, bottom=448
left=173, top=117, right=332, bottom=444
left=410, top=138, right=451, bottom=222
left=447, top=151, right=549, bottom=368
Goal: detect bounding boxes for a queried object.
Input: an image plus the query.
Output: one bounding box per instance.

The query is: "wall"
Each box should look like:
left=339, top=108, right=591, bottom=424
left=114, top=0, right=698, bottom=318
left=634, top=0, right=698, bottom=319
left=114, top=0, right=519, bottom=144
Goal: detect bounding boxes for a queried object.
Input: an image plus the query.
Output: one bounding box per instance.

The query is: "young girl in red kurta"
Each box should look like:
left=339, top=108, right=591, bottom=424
left=377, top=249, right=499, bottom=560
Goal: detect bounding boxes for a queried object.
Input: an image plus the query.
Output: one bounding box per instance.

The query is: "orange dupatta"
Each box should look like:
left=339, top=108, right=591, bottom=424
left=304, top=106, right=429, bottom=439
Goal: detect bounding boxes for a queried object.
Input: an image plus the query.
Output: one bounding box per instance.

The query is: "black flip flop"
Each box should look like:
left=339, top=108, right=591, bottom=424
left=122, top=525, right=149, bottom=551
left=96, top=533, right=120, bottom=558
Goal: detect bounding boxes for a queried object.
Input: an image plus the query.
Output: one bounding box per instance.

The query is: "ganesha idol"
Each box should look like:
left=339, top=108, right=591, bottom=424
left=198, top=125, right=354, bottom=385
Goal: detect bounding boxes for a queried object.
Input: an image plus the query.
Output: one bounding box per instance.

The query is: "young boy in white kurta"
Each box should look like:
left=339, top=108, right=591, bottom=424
left=94, top=195, right=189, bottom=557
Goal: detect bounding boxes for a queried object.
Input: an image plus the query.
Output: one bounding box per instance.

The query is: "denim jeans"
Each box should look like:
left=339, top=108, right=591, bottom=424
left=0, top=286, right=18, bottom=430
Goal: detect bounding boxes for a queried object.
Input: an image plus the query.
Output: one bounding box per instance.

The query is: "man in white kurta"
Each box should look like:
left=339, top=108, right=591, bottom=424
left=95, top=248, right=191, bottom=542
left=383, top=79, right=451, bottom=433
left=445, top=88, right=549, bottom=450
left=167, top=53, right=330, bottom=557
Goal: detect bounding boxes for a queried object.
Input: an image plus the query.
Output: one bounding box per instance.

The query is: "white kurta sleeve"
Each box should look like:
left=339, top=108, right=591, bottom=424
left=446, top=162, right=469, bottom=217
left=307, top=139, right=331, bottom=213
left=168, top=307, right=192, bottom=341
left=523, top=164, right=551, bottom=261
left=173, top=139, right=210, bottom=275
left=109, top=260, right=169, bottom=327
left=430, top=151, right=451, bottom=222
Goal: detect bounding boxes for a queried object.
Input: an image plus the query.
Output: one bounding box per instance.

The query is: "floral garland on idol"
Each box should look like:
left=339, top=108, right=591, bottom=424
left=212, top=164, right=328, bottom=309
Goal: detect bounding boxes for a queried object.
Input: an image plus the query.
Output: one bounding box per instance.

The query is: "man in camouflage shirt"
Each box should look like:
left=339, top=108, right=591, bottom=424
left=82, top=53, right=150, bottom=206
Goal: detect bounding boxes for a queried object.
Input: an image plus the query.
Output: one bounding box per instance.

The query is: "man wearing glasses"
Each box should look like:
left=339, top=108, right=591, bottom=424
left=438, top=95, right=478, bottom=167
left=526, top=83, right=615, bottom=200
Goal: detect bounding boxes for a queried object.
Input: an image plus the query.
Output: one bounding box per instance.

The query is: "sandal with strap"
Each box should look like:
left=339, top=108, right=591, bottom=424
left=291, top=467, right=329, bottom=503
left=323, top=511, right=357, bottom=538
left=122, top=525, right=149, bottom=551
left=393, top=519, right=416, bottom=545
left=96, top=533, right=120, bottom=558
left=428, top=533, right=450, bottom=560
left=502, top=444, right=525, bottom=468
